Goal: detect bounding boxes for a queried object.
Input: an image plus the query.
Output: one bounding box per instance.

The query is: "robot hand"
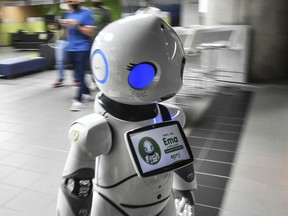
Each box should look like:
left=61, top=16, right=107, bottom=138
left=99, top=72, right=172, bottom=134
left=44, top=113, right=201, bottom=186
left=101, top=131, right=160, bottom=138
left=173, top=189, right=195, bottom=215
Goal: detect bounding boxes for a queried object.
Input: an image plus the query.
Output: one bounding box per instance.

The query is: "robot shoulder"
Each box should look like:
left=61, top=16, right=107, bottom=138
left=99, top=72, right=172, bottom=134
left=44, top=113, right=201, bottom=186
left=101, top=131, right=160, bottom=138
left=69, top=113, right=112, bottom=156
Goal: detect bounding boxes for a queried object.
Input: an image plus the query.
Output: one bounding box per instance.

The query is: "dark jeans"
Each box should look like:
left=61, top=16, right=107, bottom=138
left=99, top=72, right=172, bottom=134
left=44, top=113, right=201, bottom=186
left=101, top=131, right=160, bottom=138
left=66, top=51, right=90, bottom=102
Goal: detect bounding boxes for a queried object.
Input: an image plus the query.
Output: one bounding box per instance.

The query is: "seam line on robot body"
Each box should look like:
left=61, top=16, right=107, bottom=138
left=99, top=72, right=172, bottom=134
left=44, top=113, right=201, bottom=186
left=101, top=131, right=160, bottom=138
left=120, top=194, right=170, bottom=208
left=97, top=192, right=129, bottom=216
left=96, top=174, right=138, bottom=189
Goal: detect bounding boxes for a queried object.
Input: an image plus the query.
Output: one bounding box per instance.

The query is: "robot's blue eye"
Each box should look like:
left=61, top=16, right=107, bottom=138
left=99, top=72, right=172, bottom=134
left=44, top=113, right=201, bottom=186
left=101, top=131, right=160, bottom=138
left=127, top=63, right=156, bottom=89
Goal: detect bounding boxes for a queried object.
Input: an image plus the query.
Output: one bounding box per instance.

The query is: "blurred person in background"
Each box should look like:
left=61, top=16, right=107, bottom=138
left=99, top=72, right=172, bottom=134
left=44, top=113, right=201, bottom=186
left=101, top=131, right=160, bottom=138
left=51, top=5, right=70, bottom=88
left=60, top=0, right=95, bottom=111
left=81, top=0, right=112, bottom=92
left=90, top=0, right=112, bottom=39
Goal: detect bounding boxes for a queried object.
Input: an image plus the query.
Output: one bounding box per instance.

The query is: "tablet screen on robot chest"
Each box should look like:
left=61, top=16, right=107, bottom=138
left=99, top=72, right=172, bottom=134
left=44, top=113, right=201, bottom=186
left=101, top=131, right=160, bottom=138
left=125, top=121, right=194, bottom=178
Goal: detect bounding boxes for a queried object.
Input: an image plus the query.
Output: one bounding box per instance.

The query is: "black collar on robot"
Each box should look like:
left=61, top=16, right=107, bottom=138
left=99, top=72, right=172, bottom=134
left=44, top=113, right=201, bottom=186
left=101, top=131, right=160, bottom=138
left=98, top=93, right=158, bottom=122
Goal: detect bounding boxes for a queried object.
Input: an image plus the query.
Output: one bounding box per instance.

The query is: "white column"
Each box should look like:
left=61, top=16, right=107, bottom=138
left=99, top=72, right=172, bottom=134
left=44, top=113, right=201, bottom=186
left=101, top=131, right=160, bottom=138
left=180, top=0, right=199, bottom=26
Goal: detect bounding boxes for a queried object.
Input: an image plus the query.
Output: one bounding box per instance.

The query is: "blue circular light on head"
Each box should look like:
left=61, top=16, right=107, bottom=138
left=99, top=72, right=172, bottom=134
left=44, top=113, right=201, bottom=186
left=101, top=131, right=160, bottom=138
left=91, top=49, right=109, bottom=84
left=128, top=63, right=156, bottom=89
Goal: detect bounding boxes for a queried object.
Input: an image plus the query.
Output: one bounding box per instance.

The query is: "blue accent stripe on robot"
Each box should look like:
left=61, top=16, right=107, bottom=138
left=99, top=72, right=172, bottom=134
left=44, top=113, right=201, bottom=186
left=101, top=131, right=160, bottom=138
left=96, top=174, right=138, bottom=189
left=91, top=49, right=109, bottom=84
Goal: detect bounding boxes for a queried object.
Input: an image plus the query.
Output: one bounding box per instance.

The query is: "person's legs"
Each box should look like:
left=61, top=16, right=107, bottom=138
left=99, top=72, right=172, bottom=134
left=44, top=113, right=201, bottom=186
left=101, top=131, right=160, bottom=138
left=64, top=50, right=80, bottom=86
left=57, top=40, right=65, bottom=81
left=75, top=51, right=90, bottom=101
left=73, top=52, right=81, bottom=84
left=52, top=40, right=66, bottom=87
left=70, top=51, right=90, bottom=111
left=65, top=51, right=79, bottom=87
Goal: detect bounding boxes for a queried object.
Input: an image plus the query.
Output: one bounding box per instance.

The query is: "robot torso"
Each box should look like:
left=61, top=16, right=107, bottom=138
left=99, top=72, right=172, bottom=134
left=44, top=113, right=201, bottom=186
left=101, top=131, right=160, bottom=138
left=93, top=93, right=185, bottom=216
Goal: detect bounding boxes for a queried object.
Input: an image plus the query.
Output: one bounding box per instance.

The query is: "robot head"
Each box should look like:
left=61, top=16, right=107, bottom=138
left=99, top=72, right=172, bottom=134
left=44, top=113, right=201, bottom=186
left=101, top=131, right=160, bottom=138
left=90, top=14, right=185, bottom=105
left=143, top=140, right=155, bottom=155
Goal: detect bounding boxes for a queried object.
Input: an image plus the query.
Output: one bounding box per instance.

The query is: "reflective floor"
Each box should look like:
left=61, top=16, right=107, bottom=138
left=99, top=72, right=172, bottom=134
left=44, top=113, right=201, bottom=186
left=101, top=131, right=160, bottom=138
left=0, top=49, right=288, bottom=216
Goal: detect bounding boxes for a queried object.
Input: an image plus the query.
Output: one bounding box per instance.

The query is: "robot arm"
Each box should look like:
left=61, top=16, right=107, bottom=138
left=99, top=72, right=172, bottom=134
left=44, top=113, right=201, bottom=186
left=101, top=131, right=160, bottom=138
left=165, top=104, right=197, bottom=213
left=173, top=162, right=197, bottom=214
left=57, top=114, right=112, bottom=216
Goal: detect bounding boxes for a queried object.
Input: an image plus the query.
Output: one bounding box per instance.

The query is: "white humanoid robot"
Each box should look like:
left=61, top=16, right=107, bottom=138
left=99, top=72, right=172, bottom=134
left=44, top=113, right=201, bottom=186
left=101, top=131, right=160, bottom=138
left=57, top=14, right=197, bottom=216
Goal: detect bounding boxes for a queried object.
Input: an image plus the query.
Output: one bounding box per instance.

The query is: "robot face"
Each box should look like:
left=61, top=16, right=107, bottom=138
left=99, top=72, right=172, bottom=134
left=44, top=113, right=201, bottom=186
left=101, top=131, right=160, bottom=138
left=143, top=140, right=155, bottom=154
left=91, top=14, right=185, bottom=105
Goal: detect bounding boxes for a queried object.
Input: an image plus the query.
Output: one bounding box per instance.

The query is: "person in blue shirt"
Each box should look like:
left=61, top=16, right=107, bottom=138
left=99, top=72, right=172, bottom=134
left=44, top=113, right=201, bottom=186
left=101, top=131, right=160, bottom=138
left=60, top=0, right=95, bottom=111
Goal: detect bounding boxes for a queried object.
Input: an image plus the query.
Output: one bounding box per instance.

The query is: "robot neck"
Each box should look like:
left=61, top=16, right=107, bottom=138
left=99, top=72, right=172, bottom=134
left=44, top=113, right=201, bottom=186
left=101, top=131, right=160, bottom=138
left=98, top=93, right=158, bottom=122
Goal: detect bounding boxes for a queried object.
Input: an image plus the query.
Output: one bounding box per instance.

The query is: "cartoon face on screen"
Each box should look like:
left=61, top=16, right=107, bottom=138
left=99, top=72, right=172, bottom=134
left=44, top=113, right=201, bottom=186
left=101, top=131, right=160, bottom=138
left=139, top=137, right=161, bottom=165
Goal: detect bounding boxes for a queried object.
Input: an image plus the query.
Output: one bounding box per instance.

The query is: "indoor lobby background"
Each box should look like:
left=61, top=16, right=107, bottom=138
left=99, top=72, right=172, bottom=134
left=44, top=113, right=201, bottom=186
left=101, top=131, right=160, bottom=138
left=0, top=0, right=288, bottom=216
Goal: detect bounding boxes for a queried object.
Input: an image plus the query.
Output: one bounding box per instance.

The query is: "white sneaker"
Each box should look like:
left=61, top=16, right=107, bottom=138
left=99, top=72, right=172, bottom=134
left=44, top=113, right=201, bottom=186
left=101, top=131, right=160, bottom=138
left=70, top=100, right=85, bottom=111
left=82, top=94, right=94, bottom=103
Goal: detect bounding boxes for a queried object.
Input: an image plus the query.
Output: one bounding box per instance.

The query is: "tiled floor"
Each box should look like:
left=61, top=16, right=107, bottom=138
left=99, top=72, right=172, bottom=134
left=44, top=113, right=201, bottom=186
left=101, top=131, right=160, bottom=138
left=1, top=49, right=288, bottom=216
left=0, top=69, right=96, bottom=216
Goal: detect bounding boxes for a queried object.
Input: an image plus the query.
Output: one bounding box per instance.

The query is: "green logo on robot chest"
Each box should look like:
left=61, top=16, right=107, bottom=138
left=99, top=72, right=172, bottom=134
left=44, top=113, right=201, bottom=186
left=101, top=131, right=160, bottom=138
left=71, top=130, right=80, bottom=141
